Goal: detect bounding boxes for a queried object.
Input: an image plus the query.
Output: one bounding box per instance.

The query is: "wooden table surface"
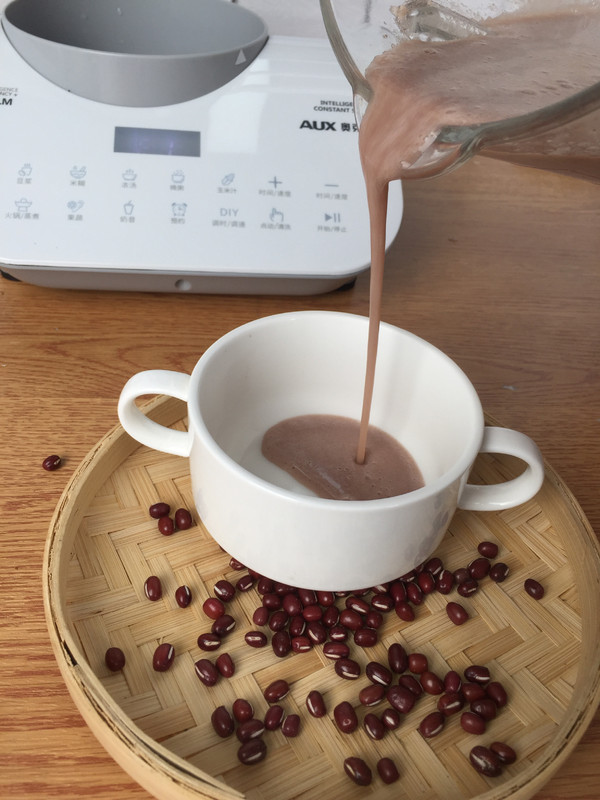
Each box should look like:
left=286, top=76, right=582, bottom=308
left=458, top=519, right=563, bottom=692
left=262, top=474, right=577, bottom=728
left=1, top=156, right=599, bottom=799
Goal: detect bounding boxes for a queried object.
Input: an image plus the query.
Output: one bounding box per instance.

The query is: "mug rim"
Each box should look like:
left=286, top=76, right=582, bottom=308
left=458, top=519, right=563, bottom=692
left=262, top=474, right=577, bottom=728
left=187, top=310, right=484, bottom=508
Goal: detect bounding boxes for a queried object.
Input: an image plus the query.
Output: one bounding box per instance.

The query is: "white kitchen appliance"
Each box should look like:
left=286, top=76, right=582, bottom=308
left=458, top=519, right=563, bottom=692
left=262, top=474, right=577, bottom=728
left=0, top=0, right=403, bottom=294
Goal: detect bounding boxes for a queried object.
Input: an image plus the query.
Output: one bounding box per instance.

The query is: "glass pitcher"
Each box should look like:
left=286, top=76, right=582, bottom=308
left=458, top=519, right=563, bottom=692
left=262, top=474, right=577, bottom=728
left=320, top=0, right=600, bottom=181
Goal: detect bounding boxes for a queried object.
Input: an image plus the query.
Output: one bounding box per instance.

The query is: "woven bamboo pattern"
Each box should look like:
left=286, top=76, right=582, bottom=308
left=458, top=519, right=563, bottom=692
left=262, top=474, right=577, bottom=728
left=50, top=398, right=600, bottom=800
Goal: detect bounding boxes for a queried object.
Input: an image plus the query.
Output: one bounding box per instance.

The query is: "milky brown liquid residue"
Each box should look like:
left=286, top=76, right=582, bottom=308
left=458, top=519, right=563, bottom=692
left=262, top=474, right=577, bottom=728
left=262, top=414, right=424, bottom=500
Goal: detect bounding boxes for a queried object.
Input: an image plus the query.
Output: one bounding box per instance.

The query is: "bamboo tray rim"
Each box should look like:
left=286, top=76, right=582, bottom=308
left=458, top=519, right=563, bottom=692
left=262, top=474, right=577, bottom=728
left=43, top=395, right=600, bottom=800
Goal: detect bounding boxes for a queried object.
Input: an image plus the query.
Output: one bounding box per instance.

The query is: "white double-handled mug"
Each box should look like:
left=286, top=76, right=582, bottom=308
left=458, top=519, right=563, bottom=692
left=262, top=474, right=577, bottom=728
left=118, top=311, right=544, bottom=590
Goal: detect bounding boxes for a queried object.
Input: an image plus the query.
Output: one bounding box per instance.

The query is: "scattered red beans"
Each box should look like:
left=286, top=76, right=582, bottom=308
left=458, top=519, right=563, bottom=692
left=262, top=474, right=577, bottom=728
left=263, top=679, right=289, bottom=703
left=465, top=664, right=491, bottom=685
left=359, top=684, right=385, bottom=707
left=245, top=630, right=268, bottom=648
left=487, top=681, right=508, bottom=708
left=437, top=692, right=465, bottom=716
left=281, top=714, right=301, bottom=738
left=306, top=690, right=327, bottom=718
left=490, top=741, right=517, bottom=764
left=153, top=642, right=175, bottom=672
left=377, top=757, right=399, bottom=784
left=195, top=658, right=219, bottom=686
left=144, top=575, right=162, bottom=602
left=175, top=585, right=192, bottom=608
left=264, top=704, right=285, bottom=730
left=420, top=671, right=444, bottom=695
left=211, top=705, right=234, bottom=738
left=468, top=557, right=491, bottom=580
left=232, top=698, right=254, bottom=722
left=446, top=601, right=469, bottom=625
left=238, top=738, right=267, bottom=765
left=363, top=712, right=385, bottom=740
left=105, top=646, right=126, bottom=671
left=408, top=652, right=428, bottom=674
left=271, top=630, right=292, bottom=657
left=334, top=702, right=358, bottom=734
left=214, top=579, right=236, bottom=602
left=469, top=745, right=502, bottom=776
left=344, top=756, right=372, bottom=786
left=197, top=632, right=221, bottom=652
left=149, top=502, right=170, bottom=519
left=366, top=661, right=392, bottom=686
left=388, top=642, right=408, bottom=673
left=211, top=614, right=235, bottom=636
left=478, top=540, right=499, bottom=559
left=203, top=597, right=226, bottom=620
left=174, top=508, right=193, bottom=529
left=525, top=577, right=545, bottom=599
left=216, top=652, right=235, bottom=678
left=387, top=684, right=416, bottom=714
left=335, top=658, right=361, bottom=680
left=157, top=516, right=174, bottom=536
left=419, top=710, right=445, bottom=738
left=236, top=718, right=265, bottom=742
left=42, top=454, right=62, bottom=471
left=489, top=562, right=510, bottom=582
left=461, top=710, right=487, bottom=735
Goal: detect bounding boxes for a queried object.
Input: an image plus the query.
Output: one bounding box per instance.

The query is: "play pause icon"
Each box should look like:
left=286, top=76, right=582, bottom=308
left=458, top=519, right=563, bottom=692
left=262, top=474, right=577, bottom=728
left=324, top=212, right=341, bottom=223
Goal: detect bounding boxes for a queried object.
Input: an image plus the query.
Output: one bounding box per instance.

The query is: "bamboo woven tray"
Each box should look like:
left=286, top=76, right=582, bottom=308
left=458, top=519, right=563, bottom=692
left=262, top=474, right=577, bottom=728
left=44, top=395, right=600, bottom=800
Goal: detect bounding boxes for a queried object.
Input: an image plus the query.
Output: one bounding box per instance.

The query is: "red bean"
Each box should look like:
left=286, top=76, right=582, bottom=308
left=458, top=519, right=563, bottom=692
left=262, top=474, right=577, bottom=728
left=389, top=580, right=407, bottom=603
left=339, top=608, right=363, bottom=630
left=282, top=714, right=301, bottom=737
left=387, top=684, right=416, bottom=714
left=407, top=582, right=424, bottom=605
left=105, top=647, right=125, bottom=671
left=289, top=614, right=306, bottom=637
left=418, top=571, right=436, bottom=594
left=363, top=712, right=385, bottom=740
left=195, top=658, right=219, bottom=686
left=381, top=707, right=401, bottom=730
left=424, top=557, right=444, bottom=577
left=468, top=557, right=491, bottom=580
left=461, top=710, right=487, bottom=734
left=229, top=557, right=245, bottom=570
left=306, top=690, right=326, bottom=718
left=262, top=592, right=281, bottom=610
left=344, top=756, right=372, bottom=786
left=197, top=632, right=221, bottom=652
left=317, top=590, right=335, bottom=606
left=214, top=579, right=236, bottom=602
left=149, top=502, right=170, bottom=519
left=470, top=698, right=497, bottom=721
left=486, top=681, right=508, bottom=708
left=408, top=652, right=428, bottom=674
left=42, top=454, right=62, bottom=471
left=236, top=574, right=255, bottom=592
left=237, top=738, right=267, bottom=765
left=388, top=642, right=408, bottom=673
left=271, top=630, right=292, bottom=657
left=437, top=691, right=465, bottom=716
left=245, top=630, right=268, bottom=648
left=175, top=585, right=192, bottom=608
left=489, top=562, right=510, bottom=582
left=232, top=698, right=254, bottom=722
left=420, top=670, right=444, bottom=695
left=144, top=575, right=162, bottom=602
left=263, top=679, right=289, bottom=703
left=377, top=757, right=399, bottom=784
left=446, top=601, right=469, bottom=625
left=203, top=597, right=226, bottom=620
left=268, top=609, right=289, bottom=631
left=252, top=606, right=269, bottom=626
left=291, top=635, right=312, bottom=653
left=478, top=540, right=499, bottom=558
left=256, top=577, right=273, bottom=595
left=462, top=682, right=487, bottom=702
left=211, top=705, right=234, bottom=737
left=334, top=701, right=358, bottom=734
left=236, top=718, right=265, bottom=742
left=490, top=741, right=517, bottom=764
left=394, top=601, right=415, bottom=622
left=465, top=664, right=491, bottom=684
left=359, top=684, right=385, bottom=707
left=174, top=508, right=193, bottom=529
left=469, top=745, right=502, bottom=777
left=366, top=661, right=392, bottom=686
left=525, top=578, right=545, bottom=599
left=216, top=652, right=235, bottom=678
left=322, top=605, right=340, bottom=627
left=264, top=704, right=285, bottom=730
left=323, top=641, right=349, bottom=660
left=457, top=578, right=479, bottom=597
left=419, top=710, right=445, bottom=738
left=371, top=593, right=394, bottom=612
left=364, top=609, right=383, bottom=629
left=328, top=625, right=348, bottom=642
left=153, top=642, right=174, bottom=672
left=158, top=516, right=175, bottom=536
left=354, top=627, right=378, bottom=647
left=335, top=658, right=361, bottom=680
left=282, top=593, right=302, bottom=615
left=211, top=614, right=235, bottom=636
left=306, top=621, right=327, bottom=644
left=399, top=674, right=423, bottom=696
left=444, top=670, right=462, bottom=693
left=436, top=569, right=455, bottom=594
left=453, top=567, right=470, bottom=584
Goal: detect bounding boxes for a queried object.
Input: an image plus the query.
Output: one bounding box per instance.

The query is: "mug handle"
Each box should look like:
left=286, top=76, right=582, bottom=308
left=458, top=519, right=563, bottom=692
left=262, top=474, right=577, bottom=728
left=118, top=370, right=192, bottom=457
left=458, top=427, right=545, bottom=511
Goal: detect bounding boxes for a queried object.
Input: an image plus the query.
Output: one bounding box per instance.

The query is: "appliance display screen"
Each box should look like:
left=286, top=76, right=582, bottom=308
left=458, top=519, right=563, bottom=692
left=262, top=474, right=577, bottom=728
left=114, top=127, right=200, bottom=157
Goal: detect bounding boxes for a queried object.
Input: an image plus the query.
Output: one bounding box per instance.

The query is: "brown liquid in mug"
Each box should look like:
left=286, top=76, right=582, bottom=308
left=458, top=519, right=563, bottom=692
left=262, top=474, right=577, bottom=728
left=261, top=414, right=423, bottom=500
left=263, top=8, right=600, bottom=499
